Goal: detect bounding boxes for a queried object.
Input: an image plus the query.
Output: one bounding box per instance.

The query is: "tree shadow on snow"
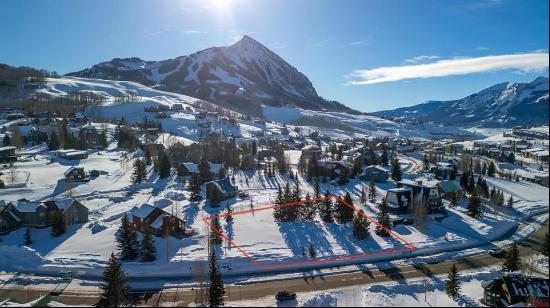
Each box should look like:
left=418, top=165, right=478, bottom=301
left=277, top=221, right=334, bottom=258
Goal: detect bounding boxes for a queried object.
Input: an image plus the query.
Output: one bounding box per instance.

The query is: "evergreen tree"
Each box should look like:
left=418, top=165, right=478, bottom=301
left=140, top=224, right=156, bottom=262
left=352, top=210, right=370, bottom=240
left=293, top=179, right=302, bottom=202
left=132, top=158, right=147, bottom=184
left=49, top=131, right=61, bottom=150
left=97, top=253, right=129, bottom=307
left=225, top=206, right=234, bottom=223
left=208, top=249, right=225, bottom=307
left=51, top=210, right=66, bottom=237
left=538, top=232, right=549, bottom=257
left=336, top=192, right=354, bottom=224
left=487, top=161, right=496, bottom=177
left=502, top=242, right=521, bottom=272
left=99, top=131, right=108, bottom=149
left=445, top=263, right=461, bottom=298
left=308, top=244, right=316, bottom=259
left=459, top=171, right=469, bottom=190
left=209, top=216, right=223, bottom=246
left=313, top=178, right=321, bottom=200
left=507, top=195, right=513, bottom=209
left=376, top=197, right=391, bottom=237
left=467, top=190, right=482, bottom=218
left=391, top=157, right=401, bottom=181
left=188, top=173, right=202, bottom=202
left=116, top=214, right=139, bottom=261
left=360, top=185, right=367, bottom=205
left=337, top=167, right=350, bottom=185
left=24, top=227, right=32, bottom=246
left=368, top=180, right=376, bottom=203
left=320, top=191, right=333, bottom=223
left=2, top=133, right=10, bottom=146
left=273, top=185, right=284, bottom=221
left=381, top=148, right=389, bottom=166
left=158, top=153, right=171, bottom=178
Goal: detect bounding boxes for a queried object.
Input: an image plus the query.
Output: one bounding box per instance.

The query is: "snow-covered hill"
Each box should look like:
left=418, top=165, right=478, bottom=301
left=374, top=77, right=549, bottom=127
left=67, top=36, right=355, bottom=116
left=31, top=76, right=481, bottom=141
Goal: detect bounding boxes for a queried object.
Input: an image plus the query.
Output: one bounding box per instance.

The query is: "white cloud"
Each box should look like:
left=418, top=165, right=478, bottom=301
left=476, top=46, right=490, bottom=50
left=403, top=55, right=440, bottom=64
left=347, top=52, right=549, bottom=85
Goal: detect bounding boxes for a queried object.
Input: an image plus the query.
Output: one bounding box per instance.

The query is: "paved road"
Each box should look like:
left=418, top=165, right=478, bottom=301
left=1, top=220, right=547, bottom=306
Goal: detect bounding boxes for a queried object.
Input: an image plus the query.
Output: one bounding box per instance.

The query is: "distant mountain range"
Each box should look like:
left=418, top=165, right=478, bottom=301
left=374, top=77, right=549, bottom=127
left=68, top=35, right=356, bottom=116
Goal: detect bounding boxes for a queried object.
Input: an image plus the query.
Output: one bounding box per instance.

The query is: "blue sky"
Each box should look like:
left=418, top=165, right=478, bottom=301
left=1, top=0, right=548, bottom=112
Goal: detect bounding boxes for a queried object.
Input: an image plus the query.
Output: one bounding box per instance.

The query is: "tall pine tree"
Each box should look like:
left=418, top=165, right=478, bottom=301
left=97, top=253, right=129, bottom=307
left=208, top=249, right=225, bottom=307
left=502, top=242, right=521, bottom=272
left=352, top=210, right=370, bottom=240
left=445, top=263, right=461, bottom=298
left=467, top=190, right=482, bottom=218
left=320, top=191, right=333, bottom=223
left=391, top=157, right=402, bottom=181
left=376, top=197, right=391, bottom=237
left=140, top=224, right=156, bottom=262
left=116, top=214, right=139, bottom=261
left=209, top=216, right=223, bottom=246
left=132, top=158, right=147, bottom=184
left=336, top=192, right=354, bottom=224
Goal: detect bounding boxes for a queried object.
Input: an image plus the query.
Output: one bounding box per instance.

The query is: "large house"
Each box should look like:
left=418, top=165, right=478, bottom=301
left=361, top=165, right=389, bottom=183
left=385, top=188, right=413, bottom=214
left=0, top=200, right=22, bottom=234
left=130, top=203, right=186, bottom=238
left=205, top=178, right=238, bottom=201
left=1, top=198, right=88, bottom=230
left=398, top=177, right=443, bottom=210
left=481, top=274, right=549, bottom=307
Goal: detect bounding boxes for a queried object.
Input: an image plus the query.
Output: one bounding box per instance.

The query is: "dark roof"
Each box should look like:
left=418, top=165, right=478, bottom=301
left=206, top=178, right=238, bottom=194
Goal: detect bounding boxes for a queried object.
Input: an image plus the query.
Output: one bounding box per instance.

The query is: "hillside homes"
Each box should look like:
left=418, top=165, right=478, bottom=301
left=0, top=198, right=88, bottom=233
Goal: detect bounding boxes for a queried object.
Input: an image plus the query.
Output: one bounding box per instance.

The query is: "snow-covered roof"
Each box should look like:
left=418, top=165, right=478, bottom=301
left=131, top=204, right=157, bottom=219
left=52, top=198, right=75, bottom=211
left=14, top=201, right=43, bottom=213
left=0, top=146, right=16, bottom=152
left=151, top=215, right=165, bottom=229
left=365, top=165, right=388, bottom=173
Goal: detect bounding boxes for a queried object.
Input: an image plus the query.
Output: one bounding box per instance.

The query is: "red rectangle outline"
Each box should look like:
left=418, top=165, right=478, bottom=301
left=202, top=195, right=417, bottom=270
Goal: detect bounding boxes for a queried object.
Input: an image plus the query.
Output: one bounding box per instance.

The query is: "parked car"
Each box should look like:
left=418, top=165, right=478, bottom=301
left=275, top=291, right=297, bottom=302
left=489, top=248, right=505, bottom=257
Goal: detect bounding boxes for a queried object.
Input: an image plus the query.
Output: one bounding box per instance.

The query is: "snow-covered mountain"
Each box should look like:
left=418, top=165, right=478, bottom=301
left=68, top=35, right=355, bottom=116
left=374, top=77, right=549, bottom=127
